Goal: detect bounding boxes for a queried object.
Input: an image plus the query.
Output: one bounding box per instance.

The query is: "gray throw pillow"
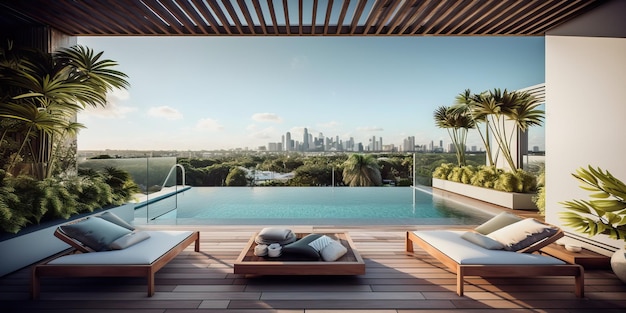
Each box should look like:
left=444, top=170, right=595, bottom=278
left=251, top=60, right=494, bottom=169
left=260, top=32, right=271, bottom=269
left=60, top=217, right=132, bottom=252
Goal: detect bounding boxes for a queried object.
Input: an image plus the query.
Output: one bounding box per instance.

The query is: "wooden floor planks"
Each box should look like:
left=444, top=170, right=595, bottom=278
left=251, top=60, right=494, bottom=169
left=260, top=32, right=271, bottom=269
left=1, top=226, right=626, bottom=312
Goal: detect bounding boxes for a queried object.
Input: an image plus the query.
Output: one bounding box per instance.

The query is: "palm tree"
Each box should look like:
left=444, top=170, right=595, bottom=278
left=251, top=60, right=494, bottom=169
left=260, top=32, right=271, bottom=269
left=342, top=154, right=382, bottom=187
left=433, top=105, right=475, bottom=167
left=452, top=89, right=495, bottom=166
left=0, top=43, right=129, bottom=179
left=471, top=88, right=543, bottom=170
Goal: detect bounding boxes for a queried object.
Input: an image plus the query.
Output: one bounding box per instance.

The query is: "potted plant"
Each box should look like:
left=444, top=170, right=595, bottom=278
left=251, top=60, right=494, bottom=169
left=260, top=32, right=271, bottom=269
left=560, top=165, right=626, bottom=282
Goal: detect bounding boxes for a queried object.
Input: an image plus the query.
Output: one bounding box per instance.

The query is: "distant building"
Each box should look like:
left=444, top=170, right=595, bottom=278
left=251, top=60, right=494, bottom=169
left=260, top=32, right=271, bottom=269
left=448, top=143, right=456, bottom=153
left=285, top=132, right=292, bottom=151
left=303, top=128, right=309, bottom=151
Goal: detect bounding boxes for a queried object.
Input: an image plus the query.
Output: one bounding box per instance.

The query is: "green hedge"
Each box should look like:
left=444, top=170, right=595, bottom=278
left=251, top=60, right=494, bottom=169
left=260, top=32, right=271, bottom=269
left=433, top=163, right=537, bottom=193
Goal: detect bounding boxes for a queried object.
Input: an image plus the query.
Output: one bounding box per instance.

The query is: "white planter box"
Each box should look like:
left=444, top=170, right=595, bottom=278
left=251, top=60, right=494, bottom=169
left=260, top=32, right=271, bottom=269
left=0, top=204, right=134, bottom=277
left=432, top=178, right=538, bottom=210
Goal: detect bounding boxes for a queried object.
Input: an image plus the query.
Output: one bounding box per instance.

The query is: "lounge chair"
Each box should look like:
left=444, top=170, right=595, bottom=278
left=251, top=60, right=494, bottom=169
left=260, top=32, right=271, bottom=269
left=31, top=212, right=200, bottom=299
left=405, top=212, right=584, bottom=297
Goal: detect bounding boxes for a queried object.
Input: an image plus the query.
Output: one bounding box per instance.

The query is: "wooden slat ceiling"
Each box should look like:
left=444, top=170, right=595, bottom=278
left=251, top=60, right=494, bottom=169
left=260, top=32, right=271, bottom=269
left=0, top=0, right=607, bottom=36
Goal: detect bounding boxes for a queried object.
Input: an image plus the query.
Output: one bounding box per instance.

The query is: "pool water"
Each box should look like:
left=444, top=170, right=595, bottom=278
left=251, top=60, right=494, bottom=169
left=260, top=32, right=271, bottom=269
left=135, top=186, right=493, bottom=225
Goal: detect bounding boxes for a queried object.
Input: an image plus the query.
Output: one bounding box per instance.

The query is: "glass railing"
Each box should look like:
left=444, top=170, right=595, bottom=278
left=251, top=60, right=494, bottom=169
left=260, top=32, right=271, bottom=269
left=77, top=157, right=185, bottom=223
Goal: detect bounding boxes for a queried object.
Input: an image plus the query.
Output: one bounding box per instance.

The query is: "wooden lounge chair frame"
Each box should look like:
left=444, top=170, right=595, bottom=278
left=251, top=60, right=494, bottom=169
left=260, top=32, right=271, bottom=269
left=405, top=229, right=585, bottom=297
left=31, top=230, right=200, bottom=299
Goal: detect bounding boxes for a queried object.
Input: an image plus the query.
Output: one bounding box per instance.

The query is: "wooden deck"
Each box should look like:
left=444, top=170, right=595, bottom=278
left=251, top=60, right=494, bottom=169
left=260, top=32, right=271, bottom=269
left=1, top=224, right=626, bottom=313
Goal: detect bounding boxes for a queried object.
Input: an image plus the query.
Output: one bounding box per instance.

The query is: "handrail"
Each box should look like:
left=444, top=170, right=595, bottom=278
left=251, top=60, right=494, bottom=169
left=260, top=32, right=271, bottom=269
left=161, top=163, right=186, bottom=188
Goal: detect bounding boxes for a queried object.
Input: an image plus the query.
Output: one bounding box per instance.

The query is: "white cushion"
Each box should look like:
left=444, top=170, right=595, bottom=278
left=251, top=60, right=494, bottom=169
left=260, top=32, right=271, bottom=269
left=461, top=231, right=504, bottom=250
left=49, top=231, right=194, bottom=265
left=487, top=218, right=558, bottom=251
left=320, top=240, right=348, bottom=262
left=474, top=212, right=522, bottom=235
left=412, top=230, right=565, bottom=265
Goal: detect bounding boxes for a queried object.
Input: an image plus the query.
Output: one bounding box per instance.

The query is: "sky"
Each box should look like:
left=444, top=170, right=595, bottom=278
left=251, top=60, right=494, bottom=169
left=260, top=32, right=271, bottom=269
left=76, top=36, right=546, bottom=152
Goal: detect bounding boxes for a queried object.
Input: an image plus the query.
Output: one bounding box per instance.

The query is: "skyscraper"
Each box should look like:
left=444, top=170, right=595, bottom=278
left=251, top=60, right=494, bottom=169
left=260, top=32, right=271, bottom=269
left=303, top=128, right=309, bottom=151
left=285, top=132, right=292, bottom=151
left=403, top=136, right=415, bottom=152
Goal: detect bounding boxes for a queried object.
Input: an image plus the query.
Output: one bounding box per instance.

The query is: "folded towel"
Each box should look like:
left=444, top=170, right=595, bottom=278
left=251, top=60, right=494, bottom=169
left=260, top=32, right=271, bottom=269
left=254, top=227, right=296, bottom=245
left=267, top=243, right=282, bottom=257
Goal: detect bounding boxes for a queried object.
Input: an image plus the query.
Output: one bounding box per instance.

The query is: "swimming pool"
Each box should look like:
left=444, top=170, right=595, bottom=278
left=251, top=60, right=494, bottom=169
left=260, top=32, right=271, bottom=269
left=135, top=187, right=494, bottom=226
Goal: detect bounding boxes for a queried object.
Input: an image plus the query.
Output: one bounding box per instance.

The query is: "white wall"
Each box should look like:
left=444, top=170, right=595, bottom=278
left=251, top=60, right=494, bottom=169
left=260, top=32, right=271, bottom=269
left=545, top=0, right=626, bottom=254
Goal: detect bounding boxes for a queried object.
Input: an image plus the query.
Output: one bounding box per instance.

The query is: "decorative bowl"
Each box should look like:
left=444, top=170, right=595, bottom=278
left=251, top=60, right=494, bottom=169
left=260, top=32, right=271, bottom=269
left=565, top=244, right=582, bottom=253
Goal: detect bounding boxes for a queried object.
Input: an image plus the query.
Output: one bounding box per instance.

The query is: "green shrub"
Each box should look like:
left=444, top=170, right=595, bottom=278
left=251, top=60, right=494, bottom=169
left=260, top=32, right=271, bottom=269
left=493, top=170, right=536, bottom=193
left=1, top=167, right=140, bottom=234
left=0, top=170, right=28, bottom=233
left=68, top=173, right=114, bottom=212
left=225, top=167, right=247, bottom=186
left=397, top=178, right=413, bottom=186
left=533, top=168, right=545, bottom=215
left=447, top=166, right=463, bottom=182
left=460, top=165, right=477, bottom=184
left=514, top=169, right=538, bottom=193
left=433, top=163, right=455, bottom=180
left=38, top=178, right=79, bottom=221
left=11, top=175, right=47, bottom=224
left=494, top=171, right=520, bottom=192
left=470, top=166, right=501, bottom=189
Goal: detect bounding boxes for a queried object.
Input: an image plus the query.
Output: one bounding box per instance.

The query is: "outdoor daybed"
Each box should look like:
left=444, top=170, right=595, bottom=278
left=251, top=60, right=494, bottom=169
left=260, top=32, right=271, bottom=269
left=31, top=212, right=200, bottom=299
left=405, top=212, right=584, bottom=297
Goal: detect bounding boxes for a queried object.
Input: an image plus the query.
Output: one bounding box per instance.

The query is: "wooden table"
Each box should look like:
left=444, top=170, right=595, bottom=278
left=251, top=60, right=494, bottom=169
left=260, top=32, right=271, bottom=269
left=234, top=232, right=365, bottom=275
left=540, top=243, right=610, bottom=269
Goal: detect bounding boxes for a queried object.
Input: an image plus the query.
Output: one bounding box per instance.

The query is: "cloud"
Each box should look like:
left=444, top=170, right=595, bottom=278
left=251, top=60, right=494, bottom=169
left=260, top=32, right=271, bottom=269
left=80, top=88, right=137, bottom=118
left=246, top=124, right=277, bottom=140
left=357, top=126, right=384, bottom=132
left=252, top=113, right=283, bottom=123
left=249, top=124, right=277, bottom=137
left=148, top=106, right=183, bottom=120
left=195, top=118, right=223, bottom=131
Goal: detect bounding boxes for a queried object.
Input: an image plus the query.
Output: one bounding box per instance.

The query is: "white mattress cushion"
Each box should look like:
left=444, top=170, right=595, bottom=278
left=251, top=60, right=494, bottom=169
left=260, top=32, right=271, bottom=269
left=412, top=230, right=565, bottom=265
left=49, top=230, right=194, bottom=265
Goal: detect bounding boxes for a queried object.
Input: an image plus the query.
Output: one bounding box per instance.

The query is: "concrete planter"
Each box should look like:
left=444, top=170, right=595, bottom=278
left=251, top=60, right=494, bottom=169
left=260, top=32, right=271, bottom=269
left=0, top=204, right=134, bottom=277
left=432, top=178, right=538, bottom=210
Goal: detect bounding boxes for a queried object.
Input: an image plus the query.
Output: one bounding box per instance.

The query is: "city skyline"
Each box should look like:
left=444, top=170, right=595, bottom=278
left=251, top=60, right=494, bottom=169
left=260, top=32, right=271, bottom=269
left=264, top=128, right=543, bottom=154
left=76, top=36, right=546, bottom=152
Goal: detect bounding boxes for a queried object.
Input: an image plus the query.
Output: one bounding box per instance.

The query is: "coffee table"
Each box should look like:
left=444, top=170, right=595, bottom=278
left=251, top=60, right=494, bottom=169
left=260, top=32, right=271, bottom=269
left=234, top=232, right=365, bottom=275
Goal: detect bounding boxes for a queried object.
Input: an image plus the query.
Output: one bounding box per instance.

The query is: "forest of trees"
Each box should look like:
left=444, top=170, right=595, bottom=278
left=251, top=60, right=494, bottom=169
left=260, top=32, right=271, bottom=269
left=175, top=152, right=486, bottom=187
